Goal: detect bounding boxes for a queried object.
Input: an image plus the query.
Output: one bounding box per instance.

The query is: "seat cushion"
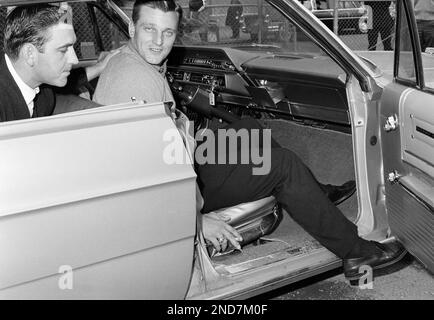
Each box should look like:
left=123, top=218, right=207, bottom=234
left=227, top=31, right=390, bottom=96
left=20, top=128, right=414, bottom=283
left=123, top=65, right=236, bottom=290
left=211, top=196, right=277, bottom=228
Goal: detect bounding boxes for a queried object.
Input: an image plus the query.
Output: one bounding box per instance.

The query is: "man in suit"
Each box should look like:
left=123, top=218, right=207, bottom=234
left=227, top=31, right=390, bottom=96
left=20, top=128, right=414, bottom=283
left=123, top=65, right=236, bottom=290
left=188, top=0, right=209, bottom=42
left=94, top=0, right=408, bottom=282
left=226, top=0, right=243, bottom=39
left=0, top=4, right=118, bottom=122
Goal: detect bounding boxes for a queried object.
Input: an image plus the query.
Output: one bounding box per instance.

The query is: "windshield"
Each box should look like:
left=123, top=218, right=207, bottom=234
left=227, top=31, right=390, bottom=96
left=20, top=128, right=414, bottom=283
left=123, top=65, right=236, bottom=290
left=120, top=0, right=329, bottom=55
left=118, top=0, right=385, bottom=56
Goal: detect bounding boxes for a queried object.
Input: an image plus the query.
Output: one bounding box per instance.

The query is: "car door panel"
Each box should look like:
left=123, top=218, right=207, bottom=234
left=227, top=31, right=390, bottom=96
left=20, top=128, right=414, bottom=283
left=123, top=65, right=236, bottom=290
left=378, top=0, right=434, bottom=272
left=380, top=85, right=434, bottom=272
left=0, top=103, right=197, bottom=299
left=400, top=89, right=434, bottom=177
left=385, top=178, right=434, bottom=272
left=1, top=234, right=194, bottom=299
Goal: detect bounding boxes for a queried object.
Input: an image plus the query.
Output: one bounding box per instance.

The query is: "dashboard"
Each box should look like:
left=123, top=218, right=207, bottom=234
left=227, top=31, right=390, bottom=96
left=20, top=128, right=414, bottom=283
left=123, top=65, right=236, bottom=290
left=167, top=46, right=254, bottom=97
left=166, top=46, right=350, bottom=126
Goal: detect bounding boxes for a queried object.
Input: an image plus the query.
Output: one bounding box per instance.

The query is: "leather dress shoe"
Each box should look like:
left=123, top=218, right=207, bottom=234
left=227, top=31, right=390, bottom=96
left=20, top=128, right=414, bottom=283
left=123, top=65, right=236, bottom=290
left=343, top=239, right=407, bottom=281
left=321, top=180, right=356, bottom=205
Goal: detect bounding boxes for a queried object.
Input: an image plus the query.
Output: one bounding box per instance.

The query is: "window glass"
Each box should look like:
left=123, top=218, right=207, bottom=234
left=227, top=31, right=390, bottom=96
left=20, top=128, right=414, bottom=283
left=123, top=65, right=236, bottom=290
left=396, top=1, right=417, bottom=83
left=71, top=3, right=99, bottom=60
left=414, top=8, right=434, bottom=89
left=120, top=0, right=395, bottom=60
left=0, top=3, right=128, bottom=60
left=172, top=0, right=395, bottom=53
left=421, top=50, right=434, bottom=89
left=71, top=3, right=128, bottom=60
left=118, top=0, right=344, bottom=73
left=174, top=0, right=328, bottom=56
left=93, top=6, right=129, bottom=52
left=0, top=7, right=6, bottom=54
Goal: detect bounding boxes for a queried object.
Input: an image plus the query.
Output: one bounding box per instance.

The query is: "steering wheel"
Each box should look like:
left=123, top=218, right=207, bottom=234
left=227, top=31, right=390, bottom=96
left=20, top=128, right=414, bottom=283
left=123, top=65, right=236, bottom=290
left=171, top=83, right=240, bottom=124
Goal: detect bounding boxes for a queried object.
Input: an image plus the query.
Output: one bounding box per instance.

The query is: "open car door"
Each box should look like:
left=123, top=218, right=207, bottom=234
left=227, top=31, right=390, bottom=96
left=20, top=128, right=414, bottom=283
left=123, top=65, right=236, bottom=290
left=0, top=102, right=197, bottom=299
left=379, top=0, right=434, bottom=272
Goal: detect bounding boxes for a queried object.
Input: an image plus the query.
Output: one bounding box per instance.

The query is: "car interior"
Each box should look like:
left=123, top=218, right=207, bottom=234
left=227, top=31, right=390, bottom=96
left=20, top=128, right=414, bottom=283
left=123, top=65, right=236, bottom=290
left=99, top=1, right=358, bottom=286
left=165, top=43, right=358, bottom=258
left=0, top=1, right=364, bottom=297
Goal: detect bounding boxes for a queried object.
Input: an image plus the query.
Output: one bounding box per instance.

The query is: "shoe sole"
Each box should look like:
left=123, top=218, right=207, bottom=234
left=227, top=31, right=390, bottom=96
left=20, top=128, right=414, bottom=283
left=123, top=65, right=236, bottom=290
left=334, top=186, right=357, bottom=206
left=345, top=248, right=408, bottom=281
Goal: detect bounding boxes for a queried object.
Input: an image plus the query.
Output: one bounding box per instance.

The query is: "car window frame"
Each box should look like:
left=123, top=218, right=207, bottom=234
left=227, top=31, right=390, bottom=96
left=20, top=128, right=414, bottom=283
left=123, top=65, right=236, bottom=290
left=78, top=1, right=129, bottom=60
left=394, top=0, right=434, bottom=96
left=394, top=0, right=423, bottom=88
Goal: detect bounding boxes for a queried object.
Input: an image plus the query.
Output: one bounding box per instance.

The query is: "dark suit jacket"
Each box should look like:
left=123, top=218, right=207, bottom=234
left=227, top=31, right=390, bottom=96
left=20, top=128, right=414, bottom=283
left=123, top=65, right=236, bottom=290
left=0, top=55, right=96, bottom=122
left=0, top=55, right=56, bottom=122
left=225, top=0, right=243, bottom=27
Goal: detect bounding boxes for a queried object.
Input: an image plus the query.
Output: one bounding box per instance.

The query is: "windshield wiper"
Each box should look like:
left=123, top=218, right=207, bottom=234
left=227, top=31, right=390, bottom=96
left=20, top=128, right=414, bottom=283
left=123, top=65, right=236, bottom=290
left=232, top=43, right=282, bottom=52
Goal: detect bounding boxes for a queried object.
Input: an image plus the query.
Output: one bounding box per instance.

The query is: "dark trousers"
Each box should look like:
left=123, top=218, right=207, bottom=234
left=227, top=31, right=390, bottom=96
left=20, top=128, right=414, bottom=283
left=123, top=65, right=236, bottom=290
left=366, top=2, right=393, bottom=51
left=230, top=24, right=240, bottom=38
left=417, top=20, right=434, bottom=52
left=196, top=119, right=360, bottom=258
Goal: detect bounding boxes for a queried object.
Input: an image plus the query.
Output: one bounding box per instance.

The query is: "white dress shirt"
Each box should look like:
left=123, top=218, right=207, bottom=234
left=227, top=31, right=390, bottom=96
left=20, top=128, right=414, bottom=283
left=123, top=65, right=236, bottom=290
left=4, top=54, right=40, bottom=117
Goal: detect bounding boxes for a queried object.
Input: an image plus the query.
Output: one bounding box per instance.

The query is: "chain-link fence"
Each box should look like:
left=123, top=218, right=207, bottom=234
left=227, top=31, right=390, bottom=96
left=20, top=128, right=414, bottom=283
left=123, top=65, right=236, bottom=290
left=171, top=0, right=396, bottom=51
left=0, top=1, right=397, bottom=54
left=71, top=2, right=128, bottom=60
left=0, top=3, right=128, bottom=58
left=0, top=7, right=6, bottom=54
left=333, top=0, right=396, bottom=51
left=364, top=0, right=396, bottom=51
left=176, top=0, right=292, bottom=43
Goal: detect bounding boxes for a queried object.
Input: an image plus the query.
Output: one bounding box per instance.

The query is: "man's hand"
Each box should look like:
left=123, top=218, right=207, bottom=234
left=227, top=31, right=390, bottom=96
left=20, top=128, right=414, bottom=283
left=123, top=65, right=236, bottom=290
left=85, top=48, right=122, bottom=81
left=96, top=48, right=122, bottom=69
left=202, top=213, right=243, bottom=252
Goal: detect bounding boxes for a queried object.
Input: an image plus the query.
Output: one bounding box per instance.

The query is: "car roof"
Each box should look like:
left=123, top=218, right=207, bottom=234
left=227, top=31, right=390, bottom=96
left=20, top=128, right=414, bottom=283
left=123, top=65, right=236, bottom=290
left=0, top=0, right=96, bottom=7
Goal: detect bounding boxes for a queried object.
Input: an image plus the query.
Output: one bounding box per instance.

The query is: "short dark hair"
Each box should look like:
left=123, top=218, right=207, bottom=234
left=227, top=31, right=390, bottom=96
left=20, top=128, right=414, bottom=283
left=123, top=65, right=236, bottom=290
left=132, top=0, right=182, bottom=25
left=4, top=4, right=64, bottom=60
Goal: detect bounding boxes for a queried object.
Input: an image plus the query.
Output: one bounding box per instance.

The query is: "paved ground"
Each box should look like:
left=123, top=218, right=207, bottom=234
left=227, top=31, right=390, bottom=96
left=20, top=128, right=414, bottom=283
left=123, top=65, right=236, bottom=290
left=256, top=254, right=434, bottom=300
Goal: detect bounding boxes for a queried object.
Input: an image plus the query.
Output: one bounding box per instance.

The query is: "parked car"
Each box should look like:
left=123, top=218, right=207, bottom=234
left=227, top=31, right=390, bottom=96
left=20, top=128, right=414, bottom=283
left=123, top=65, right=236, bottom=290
left=239, top=1, right=368, bottom=42
left=0, top=0, right=432, bottom=300
left=313, top=0, right=369, bottom=34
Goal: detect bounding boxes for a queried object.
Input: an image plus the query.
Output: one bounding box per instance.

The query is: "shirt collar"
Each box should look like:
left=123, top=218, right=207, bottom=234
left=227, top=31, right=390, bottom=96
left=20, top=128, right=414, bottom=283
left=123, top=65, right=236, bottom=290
left=157, top=61, right=167, bottom=75
left=5, top=54, right=40, bottom=106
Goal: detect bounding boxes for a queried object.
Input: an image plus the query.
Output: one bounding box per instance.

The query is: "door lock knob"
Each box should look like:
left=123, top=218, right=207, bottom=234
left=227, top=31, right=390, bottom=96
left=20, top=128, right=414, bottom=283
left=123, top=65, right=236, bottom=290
left=384, top=114, right=399, bottom=132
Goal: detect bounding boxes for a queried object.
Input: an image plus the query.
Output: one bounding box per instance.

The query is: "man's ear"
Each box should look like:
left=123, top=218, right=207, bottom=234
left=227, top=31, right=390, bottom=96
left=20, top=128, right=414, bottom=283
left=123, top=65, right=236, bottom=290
left=20, top=44, right=38, bottom=67
left=128, top=21, right=135, bottom=38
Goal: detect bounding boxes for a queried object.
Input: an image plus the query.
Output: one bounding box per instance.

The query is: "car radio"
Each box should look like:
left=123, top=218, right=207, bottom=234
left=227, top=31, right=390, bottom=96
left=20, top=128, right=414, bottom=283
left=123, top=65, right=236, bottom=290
left=167, top=70, right=226, bottom=88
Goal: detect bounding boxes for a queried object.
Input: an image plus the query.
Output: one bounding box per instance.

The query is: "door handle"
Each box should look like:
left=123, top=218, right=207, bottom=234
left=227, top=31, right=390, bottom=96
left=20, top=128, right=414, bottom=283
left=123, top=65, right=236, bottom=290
left=387, top=170, right=402, bottom=184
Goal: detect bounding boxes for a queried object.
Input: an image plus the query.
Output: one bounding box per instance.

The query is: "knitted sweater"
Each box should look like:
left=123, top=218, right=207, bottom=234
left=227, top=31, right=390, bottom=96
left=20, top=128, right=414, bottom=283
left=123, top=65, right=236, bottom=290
left=93, top=41, right=202, bottom=209
left=93, top=41, right=174, bottom=105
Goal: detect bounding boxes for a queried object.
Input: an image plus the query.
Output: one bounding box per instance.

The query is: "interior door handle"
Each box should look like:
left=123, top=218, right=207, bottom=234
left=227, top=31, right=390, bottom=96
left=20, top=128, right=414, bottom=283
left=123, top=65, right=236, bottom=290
left=416, top=126, right=434, bottom=140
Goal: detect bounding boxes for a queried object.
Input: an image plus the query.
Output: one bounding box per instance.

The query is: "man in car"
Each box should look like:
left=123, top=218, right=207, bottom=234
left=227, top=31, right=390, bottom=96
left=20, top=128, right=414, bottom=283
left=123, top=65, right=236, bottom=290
left=0, top=4, right=119, bottom=122
left=93, top=0, right=407, bottom=282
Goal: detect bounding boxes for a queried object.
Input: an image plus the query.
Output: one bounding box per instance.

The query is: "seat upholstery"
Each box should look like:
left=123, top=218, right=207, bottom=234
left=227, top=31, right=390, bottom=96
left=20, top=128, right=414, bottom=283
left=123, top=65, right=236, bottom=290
left=211, top=196, right=277, bottom=228
left=205, top=196, right=281, bottom=258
